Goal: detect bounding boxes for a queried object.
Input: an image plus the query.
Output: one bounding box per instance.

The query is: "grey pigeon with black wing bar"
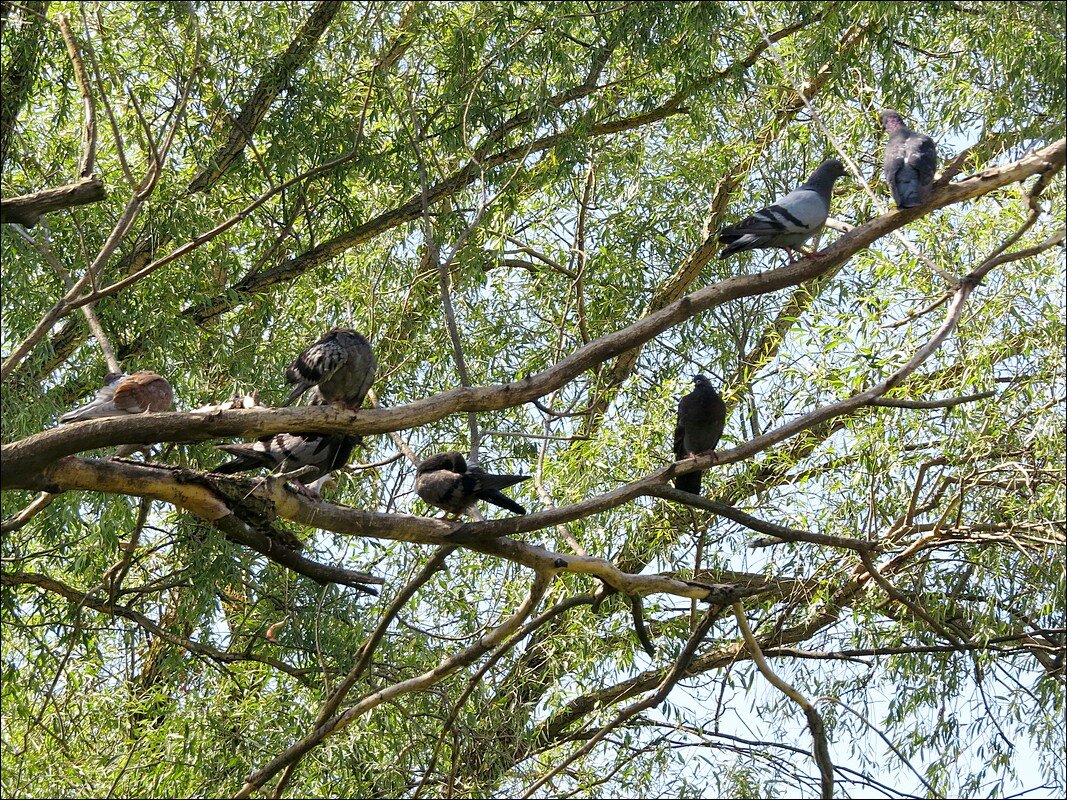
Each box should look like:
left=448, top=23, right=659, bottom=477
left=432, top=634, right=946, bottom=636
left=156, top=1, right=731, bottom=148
left=718, top=159, right=847, bottom=261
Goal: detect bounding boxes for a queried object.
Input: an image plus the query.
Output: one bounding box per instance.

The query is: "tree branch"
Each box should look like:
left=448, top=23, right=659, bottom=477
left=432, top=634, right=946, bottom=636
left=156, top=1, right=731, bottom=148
left=186, top=0, right=342, bottom=194
left=651, top=486, right=877, bottom=552
left=734, top=602, right=834, bottom=799
left=0, top=176, right=106, bottom=227
left=235, top=571, right=554, bottom=797
left=55, top=12, right=95, bottom=178
left=7, top=135, right=1061, bottom=479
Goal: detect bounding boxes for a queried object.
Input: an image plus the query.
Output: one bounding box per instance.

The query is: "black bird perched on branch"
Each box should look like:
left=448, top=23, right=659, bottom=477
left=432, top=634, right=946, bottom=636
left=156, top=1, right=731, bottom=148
left=673, top=375, right=727, bottom=495
left=880, top=109, right=938, bottom=209
left=282, top=328, right=377, bottom=411
left=214, top=432, right=359, bottom=497
left=416, top=452, right=530, bottom=518
left=717, top=159, right=847, bottom=261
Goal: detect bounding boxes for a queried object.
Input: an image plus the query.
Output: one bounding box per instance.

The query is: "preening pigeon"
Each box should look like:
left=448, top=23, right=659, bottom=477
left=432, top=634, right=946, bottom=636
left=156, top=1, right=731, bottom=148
left=718, top=159, right=847, bottom=261
left=282, top=328, right=377, bottom=411
left=673, top=375, right=727, bottom=495
left=214, top=432, right=359, bottom=496
left=60, top=370, right=174, bottom=423
left=880, top=110, right=937, bottom=209
left=415, top=451, right=531, bottom=517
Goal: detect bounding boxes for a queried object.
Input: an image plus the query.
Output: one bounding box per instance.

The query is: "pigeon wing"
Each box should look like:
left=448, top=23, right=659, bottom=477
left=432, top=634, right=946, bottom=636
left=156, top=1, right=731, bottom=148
left=904, top=133, right=937, bottom=190
left=719, top=187, right=827, bottom=240
left=111, top=371, right=173, bottom=414
left=214, top=438, right=279, bottom=473
left=282, top=333, right=351, bottom=405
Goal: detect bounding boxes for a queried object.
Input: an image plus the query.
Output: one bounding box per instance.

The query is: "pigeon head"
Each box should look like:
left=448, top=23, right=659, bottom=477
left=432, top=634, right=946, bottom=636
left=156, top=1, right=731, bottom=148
left=417, top=451, right=467, bottom=476
left=879, top=110, right=904, bottom=132
left=330, top=327, right=362, bottom=340
left=810, top=159, right=847, bottom=184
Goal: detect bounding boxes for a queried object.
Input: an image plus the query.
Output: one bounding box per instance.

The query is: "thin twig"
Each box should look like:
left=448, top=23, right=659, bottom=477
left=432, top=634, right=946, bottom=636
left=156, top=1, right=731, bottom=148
left=0, top=491, right=59, bottom=533
left=734, top=602, right=834, bottom=799
left=869, top=390, right=995, bottom=410
left=272, top=545, right=457, bottom=798
left=817, top=697, right=939, bottom=797
left=235, top=571, right=553, bottom=797
left=518, top=605, right=722, bottom=798
left=652, top=486, right=877, bottom=552
left=10, top=222, right=120, bottom=372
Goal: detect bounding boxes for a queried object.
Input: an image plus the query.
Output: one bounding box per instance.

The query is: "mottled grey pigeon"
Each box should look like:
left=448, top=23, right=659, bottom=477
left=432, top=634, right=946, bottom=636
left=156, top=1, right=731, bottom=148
left=282, top=328, right=376, bottom=411
left=214, top=432, right=359, bottom=496
left=880, top=110, right=937, bottom=209
left=718, top=159, right=847, bottom=261
left=61, top=370, right=174, bottom=423
left=673, top=375, right=727, bottom=495
left=415, top=451, right=530, bottom=517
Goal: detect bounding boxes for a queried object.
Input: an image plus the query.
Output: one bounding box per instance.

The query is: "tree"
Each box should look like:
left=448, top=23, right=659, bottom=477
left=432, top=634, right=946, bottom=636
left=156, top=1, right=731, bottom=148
left=2, top=2, right=1064, bottom=797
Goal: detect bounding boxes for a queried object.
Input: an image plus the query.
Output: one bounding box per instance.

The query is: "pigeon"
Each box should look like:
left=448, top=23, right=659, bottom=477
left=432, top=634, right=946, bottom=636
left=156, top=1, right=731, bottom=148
left=880, top=110, right=937, bottom=209
left=214, top=432, right=360, bottom=496
left=282, top=328, right=376, bottom=411
left=673, top=375, right=727, bottom=495
left=415, top=451, right=531, bottom=517
left=718, top=159, right=847, bottom=261
left=60, top=370, right=174, bottom=423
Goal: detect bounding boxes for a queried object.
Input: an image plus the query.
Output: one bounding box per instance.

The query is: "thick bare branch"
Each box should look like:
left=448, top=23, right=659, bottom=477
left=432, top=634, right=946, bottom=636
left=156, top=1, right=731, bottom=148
left=6, top=135, right=1061, bottom=480
left=0, top=176, right=106, bottom=227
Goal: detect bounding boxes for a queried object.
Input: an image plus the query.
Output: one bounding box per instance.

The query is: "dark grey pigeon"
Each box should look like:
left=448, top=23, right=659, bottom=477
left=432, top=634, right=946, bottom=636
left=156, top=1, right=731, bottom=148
left=880, top=110, right=937, bottom=209
left=416, top=451, right=530, bottom=517
left=718, top=159, right=847, bottom=261
left=214, top=432, right=359, bottom=496
left=673, top=375, right=727, bottom=495
left=282, top=328, right=376, bottom=411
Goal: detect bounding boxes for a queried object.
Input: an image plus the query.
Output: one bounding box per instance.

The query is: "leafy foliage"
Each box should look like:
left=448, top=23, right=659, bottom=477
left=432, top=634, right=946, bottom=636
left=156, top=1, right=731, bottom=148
left=2, top=1, right=1064, bottom=797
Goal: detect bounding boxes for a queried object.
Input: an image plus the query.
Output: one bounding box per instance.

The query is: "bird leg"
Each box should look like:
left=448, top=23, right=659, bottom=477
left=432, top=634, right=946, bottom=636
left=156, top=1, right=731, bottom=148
left=292, top=480, right=321, bottom=499
left=785, top=245, right=821, bottom=263
left=276, top=465, right=322, bottom=498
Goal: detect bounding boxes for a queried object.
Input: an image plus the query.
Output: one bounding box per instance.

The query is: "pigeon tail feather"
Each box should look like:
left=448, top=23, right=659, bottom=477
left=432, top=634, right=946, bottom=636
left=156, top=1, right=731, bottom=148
left=481, top=490, right=527, bottom=515
left=674, top=472, right=703, bottom=495
left=214, top=443, right=273, bottom=473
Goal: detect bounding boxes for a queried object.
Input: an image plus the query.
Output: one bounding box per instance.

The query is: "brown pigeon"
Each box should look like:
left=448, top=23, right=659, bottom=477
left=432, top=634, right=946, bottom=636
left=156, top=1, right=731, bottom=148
left=61, top=371, right=174, bottom=423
